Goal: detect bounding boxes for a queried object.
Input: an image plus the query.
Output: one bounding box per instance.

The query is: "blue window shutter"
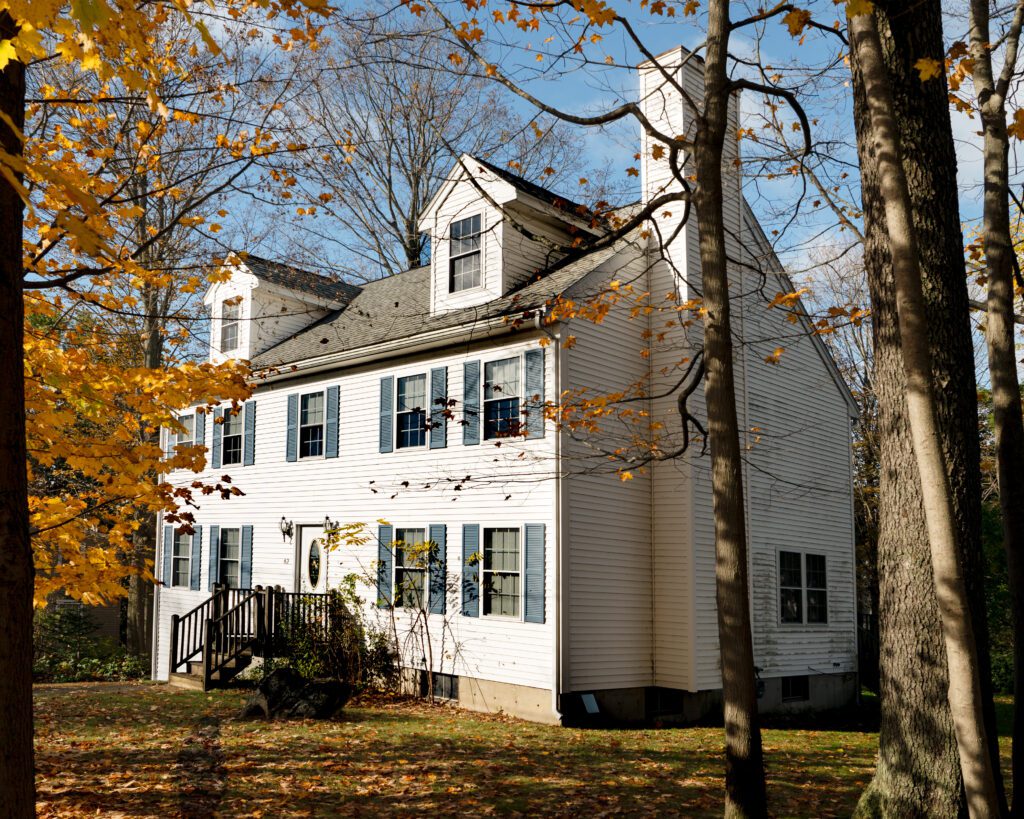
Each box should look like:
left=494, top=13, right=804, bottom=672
left=429, top=524, right=447, bottom=615
left=325, top=385, right=340, bottom=458
left=242, top=400, right=256, bottom=466
left=240, top=525, right=253, bottom=589
left=162, top=525, right=173, bottom=585
left=461, top=524, right=479, bottom=617
left=211, top=410, right=223, bottom=469
left=190, top=527, right=202, bottom=591
left=286, top=394, right=298, bottom=462
left=208, top=525, right=220, bottom=591
left=194, top=411, right=206, bottom=448
left=377, top=525, right=393, bottom=607
left=524, top=349, right=545, bottom=439
left=463, top=361, right=480, bottom=446
left=429, top=367, right=447, bottom=450
left=379, top=376, right=394, bottom=454
left=524, top=523, right=545, bottom=623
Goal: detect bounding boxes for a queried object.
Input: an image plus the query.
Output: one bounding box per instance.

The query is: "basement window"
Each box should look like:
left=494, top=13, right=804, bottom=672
left=781, top=675, right=810, bottom=703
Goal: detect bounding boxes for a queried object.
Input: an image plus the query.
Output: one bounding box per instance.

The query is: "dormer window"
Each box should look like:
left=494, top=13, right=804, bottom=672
left=449, top=214, right=482, bottom=292
left=221, top=299, right=241, bottom=352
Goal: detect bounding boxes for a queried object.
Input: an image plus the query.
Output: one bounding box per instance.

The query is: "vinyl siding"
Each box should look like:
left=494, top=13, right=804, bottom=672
left=563, top=248, right=654, bottom=691
left=155, top=332, right=558, bottom=691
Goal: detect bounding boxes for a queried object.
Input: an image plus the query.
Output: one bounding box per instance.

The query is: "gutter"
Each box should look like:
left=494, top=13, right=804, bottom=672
left=534, top=310, right=566, bottom=725
left=251, top=314, right=521, bottom=385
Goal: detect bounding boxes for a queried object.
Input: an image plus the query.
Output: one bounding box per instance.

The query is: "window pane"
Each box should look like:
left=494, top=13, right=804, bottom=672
left=176, top=416, right=194, bottom=446
left=484, top=528, right=519, bottom=572
left=807, top=589, right=828, bottom=624
left=220, top=560, right=240, bottom=589
left=221, top=322, right=238, bottom=352
left=781, top=588, right=803, bottom=624
left=172, top=533, right=190, bottom=587
left=484, top=398, right=520, bottom=440
left=779, top=551, right=802, bottom=589
left=222, top=434, right=242, bottom=465
left=221, top=529, right=240, bottom=560
left=484, top=358, right=520, bottom=399
left=395, top=529, right=427, bottom=567
left=397, top=375, right=427, bottom=412
left=223, top=411, right=243, bottom=437
left=222, top=300, right=241, bottom=321
left=450, top=252, right=481, bottom=291
left=299, top=425, right=324, bottom=458
left=805, top=554, right=827, bottom=590
left=484, top=572, right=520, bottom=617
left=300, top=392, right=324, bottom=426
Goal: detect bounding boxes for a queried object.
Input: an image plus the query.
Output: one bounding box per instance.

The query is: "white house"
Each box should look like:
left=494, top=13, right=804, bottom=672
left=152, top=48, right=859, bottom=724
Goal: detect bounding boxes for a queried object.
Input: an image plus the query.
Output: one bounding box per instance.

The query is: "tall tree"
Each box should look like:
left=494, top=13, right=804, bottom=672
left=966, top=0, right=1024, bottom=806
left=849, top=2, right=1004, bottom=815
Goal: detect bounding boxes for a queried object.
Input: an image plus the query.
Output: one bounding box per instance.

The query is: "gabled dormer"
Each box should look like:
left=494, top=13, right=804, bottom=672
left=420, top=155, right=600, bottom=315
left=204, top=255, right=359, bottom=364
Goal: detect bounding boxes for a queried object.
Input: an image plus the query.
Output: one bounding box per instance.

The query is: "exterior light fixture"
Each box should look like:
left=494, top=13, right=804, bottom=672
left=323, top=515, right=338, bottom=531
left=279, top=516, right=294, bottom=542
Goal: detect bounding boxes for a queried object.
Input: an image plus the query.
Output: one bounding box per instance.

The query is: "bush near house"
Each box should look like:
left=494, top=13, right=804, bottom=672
left=33, top=605, right=147, bottom=683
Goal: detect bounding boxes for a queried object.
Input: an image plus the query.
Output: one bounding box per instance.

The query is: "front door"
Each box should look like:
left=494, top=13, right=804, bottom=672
left=296, top=525, right=326, bottom=593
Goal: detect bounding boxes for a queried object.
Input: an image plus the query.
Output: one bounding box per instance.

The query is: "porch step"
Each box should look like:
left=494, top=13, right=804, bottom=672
left=169, top=648, right=254, bottom=692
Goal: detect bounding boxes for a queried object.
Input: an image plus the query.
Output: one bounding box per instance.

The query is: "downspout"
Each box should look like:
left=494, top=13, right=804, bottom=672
left=150, top=508, right=162, bottom=681
left=535, top=309, right=565, bottom=724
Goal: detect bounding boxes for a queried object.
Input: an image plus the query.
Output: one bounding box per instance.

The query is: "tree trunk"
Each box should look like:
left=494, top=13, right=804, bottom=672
left=694, top=3, right=767, bottom=815
left=851, top=2, right=997, bottom=816
left=968, top=1, right=1024, bottom=809
left=849, top=8, right=1004, bottom=817
left=0, top=15, right=36, bottom=816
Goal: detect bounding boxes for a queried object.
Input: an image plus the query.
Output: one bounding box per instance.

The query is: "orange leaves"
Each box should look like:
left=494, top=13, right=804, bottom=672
left=572, top=0, right=616, bottom=26
left=1009, top=109, right=1024, bottom=140
left=764, top=347, right=786, bottom=365
left=913, top=57, right=942, bottom=82
left=782, top=8, right=812, bottom=37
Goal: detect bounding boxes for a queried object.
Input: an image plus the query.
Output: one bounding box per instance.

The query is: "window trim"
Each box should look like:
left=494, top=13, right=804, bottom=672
left=395, top=372, right=429, bottom=450
left=482, top=355, right=523, bottom=441
left=220, top=298, right=242, bottom=353
left=393, top=526, right=430, bottom=610
left=171, top=531, right=192, bottom=589
left=480, top=525, right=524, bottom=621
left=447, top=213, right=483, bottom=294
left=174, top=413, right=195, bottom=451
left=221, top=407, right=244, bottom=466
left=298, top=389, right=326, bottom=460
left=777, top=548, right=829, bottom=627
left=218, top=527, right=242, bottom=589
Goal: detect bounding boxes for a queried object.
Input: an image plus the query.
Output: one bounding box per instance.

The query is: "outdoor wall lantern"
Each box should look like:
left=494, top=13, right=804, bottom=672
left=323, top=515, right=338, bottom=532
left=279, top=516, right=294, bottom=542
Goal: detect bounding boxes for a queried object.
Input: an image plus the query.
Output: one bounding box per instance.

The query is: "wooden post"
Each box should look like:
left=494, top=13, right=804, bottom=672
left=254, top=585, right=265, bottom=657
left=168, top=614, right=180, bottom=677
left=202, top=618, right=215, bottom=690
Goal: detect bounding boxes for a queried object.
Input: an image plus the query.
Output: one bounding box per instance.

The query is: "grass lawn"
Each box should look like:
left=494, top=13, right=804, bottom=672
left=32, top=683, right=1010, bottom=817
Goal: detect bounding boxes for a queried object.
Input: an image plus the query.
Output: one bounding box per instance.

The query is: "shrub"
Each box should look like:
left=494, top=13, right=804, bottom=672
left=33, top=605, right=147, bottom=683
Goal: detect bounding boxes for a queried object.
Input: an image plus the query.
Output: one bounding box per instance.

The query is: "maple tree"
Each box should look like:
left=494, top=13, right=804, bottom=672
left=0, top=0, right=333, bottom=810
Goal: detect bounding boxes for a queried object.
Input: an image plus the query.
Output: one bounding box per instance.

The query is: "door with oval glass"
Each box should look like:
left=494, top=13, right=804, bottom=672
left=296, top=525, right=326, bottom=593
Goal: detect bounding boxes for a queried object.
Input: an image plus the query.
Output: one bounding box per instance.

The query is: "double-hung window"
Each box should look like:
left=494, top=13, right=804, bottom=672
left=484, top=357, right=521, bottom=440
left=219, top=528, right=241, bottom=588
left=221, top=299, right=241, bottom=352
left=221, top=409, right=243, bottom=466
left=482, top=527, right=520, bottom=617
left=299, top=392, right=324, bottom=458
left=449, top=214, right=482, bottom=292
left=172, top=531, right=191, bottom=588
left=394, top=527, right=427, bottom=609
left=779, top=550, right=828, bottom=625
left=397, top=374, right=428, bottom=449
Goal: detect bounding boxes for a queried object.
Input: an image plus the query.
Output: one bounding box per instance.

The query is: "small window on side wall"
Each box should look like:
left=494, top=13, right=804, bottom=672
left=781, top=675, right=810, bottom=702
left=449, top=214, right=481, bottom=293
left=779, top=550, right=828, bottom=625
left=483, top=357, right=521, bottom=440
left=221, top=299, right=241, bottom=352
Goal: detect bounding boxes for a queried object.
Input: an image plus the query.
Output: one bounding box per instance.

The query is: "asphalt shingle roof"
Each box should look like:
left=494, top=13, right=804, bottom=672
left=243, top=254, right=363, bottom=304
left=251, top=241, right=625, bottom=369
